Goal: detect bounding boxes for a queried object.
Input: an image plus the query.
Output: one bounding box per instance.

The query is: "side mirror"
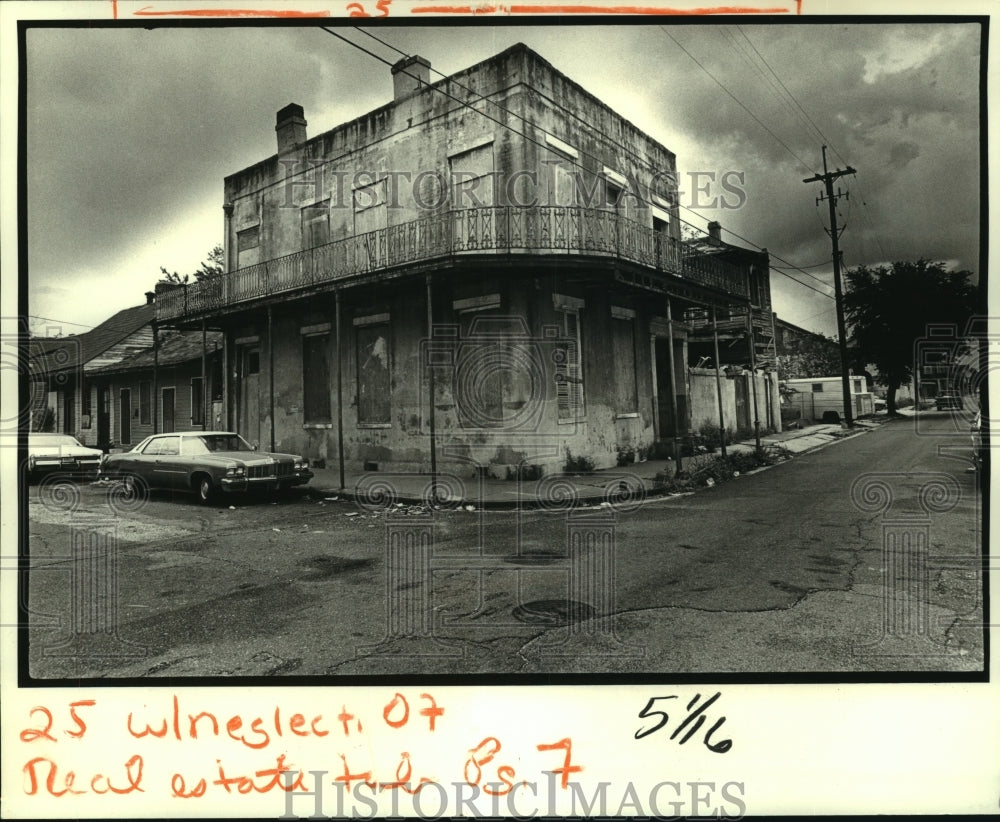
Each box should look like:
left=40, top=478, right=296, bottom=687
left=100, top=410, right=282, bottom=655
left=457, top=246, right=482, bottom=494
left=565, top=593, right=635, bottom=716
left=252, top=443, right=258, bottom=451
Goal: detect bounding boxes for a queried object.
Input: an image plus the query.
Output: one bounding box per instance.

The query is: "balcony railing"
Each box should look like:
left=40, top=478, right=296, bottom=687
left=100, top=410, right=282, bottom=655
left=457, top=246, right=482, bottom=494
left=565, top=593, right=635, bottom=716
left=156, top=206, right=750, bottom=321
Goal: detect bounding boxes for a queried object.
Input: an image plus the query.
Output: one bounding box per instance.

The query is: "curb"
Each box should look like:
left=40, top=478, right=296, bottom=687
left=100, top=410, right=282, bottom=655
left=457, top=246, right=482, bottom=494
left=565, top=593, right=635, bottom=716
left=307, top=424, right=878, bottom=511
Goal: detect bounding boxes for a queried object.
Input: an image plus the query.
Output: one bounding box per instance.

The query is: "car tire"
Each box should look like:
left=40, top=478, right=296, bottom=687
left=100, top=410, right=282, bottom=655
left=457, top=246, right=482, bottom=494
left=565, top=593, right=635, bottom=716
left=195, top=474, right=216, bottom=505
left=122, top=473, right=148, bottom=499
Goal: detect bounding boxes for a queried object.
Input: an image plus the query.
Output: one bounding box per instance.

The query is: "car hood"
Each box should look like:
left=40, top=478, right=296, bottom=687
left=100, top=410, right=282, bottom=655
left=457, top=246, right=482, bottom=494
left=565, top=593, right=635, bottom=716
left=199, top=451, right=302, bottom=463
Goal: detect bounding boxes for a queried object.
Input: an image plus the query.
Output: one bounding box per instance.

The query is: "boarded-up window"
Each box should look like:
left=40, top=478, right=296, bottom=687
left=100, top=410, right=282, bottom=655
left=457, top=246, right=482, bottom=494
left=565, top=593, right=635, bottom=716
left=449, top=143, right=495, bottom=208
left=191, top=377, right=204, bottom=426
left=556, top=310, right=584, bottom=421
left=237, top=226, right=260, bottom=268
left=612, top=313, right=637, bottom=414
left=356, top=321, right=390, bottom=425
left=302, top=200, right=330, bottom=248
left=302, top=334, right=332, bottom=424
left=354, top=179, right=387, bottom=236
left=139, top=381, right=151, bottom=425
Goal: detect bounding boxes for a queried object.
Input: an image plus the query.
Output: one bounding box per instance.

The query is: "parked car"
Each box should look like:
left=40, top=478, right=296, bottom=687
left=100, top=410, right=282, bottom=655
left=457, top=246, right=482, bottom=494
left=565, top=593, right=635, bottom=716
left=101, top=431, right=313, bottom=503
left=935, top=393, right=963, bottom=410
left=27, top=433, right=103, bottom=481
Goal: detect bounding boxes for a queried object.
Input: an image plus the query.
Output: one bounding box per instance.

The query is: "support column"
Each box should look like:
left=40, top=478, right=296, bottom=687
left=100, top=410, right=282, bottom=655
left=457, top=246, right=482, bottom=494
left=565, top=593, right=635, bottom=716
left=223, top=328, right=232, bottom=431
left=711, top=306, right=728, bottom=458
left=649, top=334, right=660, bottom=438
left=152, top=320, right=159, bottom=434
left=746, top=302, right=761, bottom=452
left=267, top=305, right=275, bottom=452
left=426, top=275, right=438, bottom=489
left=335, top=289, right=345, bottom=490
left=201, top=320, right=208, bottom=431
left=665, top=297, right=682, bottom=472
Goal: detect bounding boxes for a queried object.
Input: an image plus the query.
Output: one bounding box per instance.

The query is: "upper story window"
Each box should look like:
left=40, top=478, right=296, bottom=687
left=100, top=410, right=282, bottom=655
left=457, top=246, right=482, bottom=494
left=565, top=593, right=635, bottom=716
left=236, top=226, right=260, bottom=269
left=302, top=200, right=330, bottom=248
left=354, top=179, right=387, bottom=236
left=544, top=135, right=579, bottom=208
left=449, top=142, right=495, bottom=208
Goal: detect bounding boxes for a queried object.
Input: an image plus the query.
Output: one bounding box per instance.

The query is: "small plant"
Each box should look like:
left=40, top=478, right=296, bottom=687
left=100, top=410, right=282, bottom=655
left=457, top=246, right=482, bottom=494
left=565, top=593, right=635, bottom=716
left=616, top=446, right=636, bottom=467
left=564, top=451, right=596, bottom=474
left=505, top=463, right=542, bottom=481
left=695, top=421, right=738, bottom=453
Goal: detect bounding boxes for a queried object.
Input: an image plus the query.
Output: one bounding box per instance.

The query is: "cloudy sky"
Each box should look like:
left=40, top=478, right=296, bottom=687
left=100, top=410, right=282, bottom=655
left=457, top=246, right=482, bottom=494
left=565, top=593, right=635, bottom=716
left=23, top=19, right=982, bottom=338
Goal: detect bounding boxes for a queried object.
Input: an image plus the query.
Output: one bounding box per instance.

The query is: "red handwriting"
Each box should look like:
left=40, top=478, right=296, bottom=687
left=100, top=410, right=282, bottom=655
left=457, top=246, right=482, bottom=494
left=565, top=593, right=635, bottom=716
left=464, top=736, right=516, bottom=796
left=378, top=752, right=435, bottom=794
left=347, top=0, right=391, bottom=15
left=536, top=738, right=582, bottom=788
left=23, top=755, right=144, bottom=797
left=132, top=5, right=331, bottom=16
left=126, top=696, right=328, bottom=749
left=20, top=701, right=96, bottom=743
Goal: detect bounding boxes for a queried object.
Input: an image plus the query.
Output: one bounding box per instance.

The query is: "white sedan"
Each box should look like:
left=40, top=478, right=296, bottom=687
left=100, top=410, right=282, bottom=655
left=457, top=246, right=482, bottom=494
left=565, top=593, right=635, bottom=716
left=27, top=433, right=103, bottom=480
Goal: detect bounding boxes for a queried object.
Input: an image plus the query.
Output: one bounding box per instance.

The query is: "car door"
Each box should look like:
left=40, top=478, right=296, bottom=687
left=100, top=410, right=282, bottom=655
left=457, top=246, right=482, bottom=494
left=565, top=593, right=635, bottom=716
left=149, top=435, right=184, bottom=490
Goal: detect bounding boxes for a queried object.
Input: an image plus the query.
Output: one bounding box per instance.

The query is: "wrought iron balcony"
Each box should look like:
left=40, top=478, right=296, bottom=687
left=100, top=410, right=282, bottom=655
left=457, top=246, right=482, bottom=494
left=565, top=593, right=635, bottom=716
left=156, top=205, right=751, bottom=321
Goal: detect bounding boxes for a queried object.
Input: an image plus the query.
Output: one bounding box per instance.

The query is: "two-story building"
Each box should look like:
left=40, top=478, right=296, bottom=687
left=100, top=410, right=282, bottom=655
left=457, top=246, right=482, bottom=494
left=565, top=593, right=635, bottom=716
left=155, top=43, right=778, bottom=478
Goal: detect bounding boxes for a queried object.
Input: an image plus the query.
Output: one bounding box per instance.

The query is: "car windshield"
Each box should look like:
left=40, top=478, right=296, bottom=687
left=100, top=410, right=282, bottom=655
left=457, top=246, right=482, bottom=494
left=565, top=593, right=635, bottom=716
left=29, top=434, right=81, bottom=448
left=189, top=434, right=255, bottom=454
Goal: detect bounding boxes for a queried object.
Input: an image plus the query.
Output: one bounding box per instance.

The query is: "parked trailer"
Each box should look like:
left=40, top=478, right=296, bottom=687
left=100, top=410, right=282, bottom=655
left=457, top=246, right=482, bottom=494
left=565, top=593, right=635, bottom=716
left=783, top=376, right=874, bottom=423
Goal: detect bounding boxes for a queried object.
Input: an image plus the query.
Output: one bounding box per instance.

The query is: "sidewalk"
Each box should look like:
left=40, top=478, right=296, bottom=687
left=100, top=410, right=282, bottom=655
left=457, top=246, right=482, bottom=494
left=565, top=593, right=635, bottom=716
left=306, top=418, right=882, bottom=510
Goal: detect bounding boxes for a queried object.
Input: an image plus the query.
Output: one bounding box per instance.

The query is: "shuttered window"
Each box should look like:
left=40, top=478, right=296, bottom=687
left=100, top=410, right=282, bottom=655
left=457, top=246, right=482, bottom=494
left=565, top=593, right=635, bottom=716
left=356, top=320, right=391, bottom=425
left=556, top=309, right=584, bottom=421
left=302, top=334, right=332, bottom=424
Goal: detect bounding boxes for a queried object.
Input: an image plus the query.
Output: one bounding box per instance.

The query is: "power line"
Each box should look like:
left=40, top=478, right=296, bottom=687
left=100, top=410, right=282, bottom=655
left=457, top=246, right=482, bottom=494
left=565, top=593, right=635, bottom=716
left=659, top=26, right=818, bottom=176
left=27, top=315, right=94, bottom=329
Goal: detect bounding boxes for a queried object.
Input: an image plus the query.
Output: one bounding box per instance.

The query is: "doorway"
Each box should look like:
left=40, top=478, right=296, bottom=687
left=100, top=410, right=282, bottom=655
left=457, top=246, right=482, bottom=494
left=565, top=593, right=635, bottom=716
left=238, top=347, right=261, bottom=446
left=97, top=385, right=111, bottom=450
left=162, top=387, right=175, bottom=433
left=119, top=388, right=132, bottom=446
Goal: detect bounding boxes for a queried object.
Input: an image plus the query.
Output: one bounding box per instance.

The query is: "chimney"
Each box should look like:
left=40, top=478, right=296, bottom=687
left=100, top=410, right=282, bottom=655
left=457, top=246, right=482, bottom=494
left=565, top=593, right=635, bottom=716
left=391, top=55, right=431, bottom=101
left=275, top=103, right=307, bottom=153
left=707, top=221, right=722, bottom=246
left=145, top=291, right=156, bottom=305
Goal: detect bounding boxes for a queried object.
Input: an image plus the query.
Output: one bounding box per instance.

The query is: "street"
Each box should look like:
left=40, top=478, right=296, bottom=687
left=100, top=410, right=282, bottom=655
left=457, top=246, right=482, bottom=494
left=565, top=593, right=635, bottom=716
left=25, top=414, right=984, bottom=677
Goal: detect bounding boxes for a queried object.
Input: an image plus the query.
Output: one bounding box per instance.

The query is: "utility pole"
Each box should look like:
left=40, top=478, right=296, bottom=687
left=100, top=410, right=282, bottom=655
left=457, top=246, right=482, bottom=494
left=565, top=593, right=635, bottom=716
left=803, top=146, right=856, bottom=428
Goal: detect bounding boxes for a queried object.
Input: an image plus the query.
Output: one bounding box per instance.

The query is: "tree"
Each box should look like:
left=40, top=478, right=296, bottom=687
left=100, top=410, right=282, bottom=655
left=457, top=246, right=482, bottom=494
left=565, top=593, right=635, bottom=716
left=843, top=259, right=977, bottom=415
left=776, top=330, right=842, bottom=380
left=158, top=245, right=224, bottom=285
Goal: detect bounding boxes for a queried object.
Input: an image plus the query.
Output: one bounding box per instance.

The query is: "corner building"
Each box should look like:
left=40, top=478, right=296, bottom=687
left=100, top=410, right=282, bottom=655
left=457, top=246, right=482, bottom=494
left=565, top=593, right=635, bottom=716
left=156, top=44, right=776, bottom=478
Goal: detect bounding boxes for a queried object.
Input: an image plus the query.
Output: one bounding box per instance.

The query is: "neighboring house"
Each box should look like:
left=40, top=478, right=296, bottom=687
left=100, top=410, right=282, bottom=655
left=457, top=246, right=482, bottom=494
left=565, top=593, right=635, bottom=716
left=153, top=43, right=778, bottom=477
left=772, top=315, right=842, bottom=380
left=88, top=330, right=224, bottom=450
left=682, top=221, right=781, bottom=434
left=28, top=303, right=155, bottom=449
left=784, top=376, right=874, bottom=422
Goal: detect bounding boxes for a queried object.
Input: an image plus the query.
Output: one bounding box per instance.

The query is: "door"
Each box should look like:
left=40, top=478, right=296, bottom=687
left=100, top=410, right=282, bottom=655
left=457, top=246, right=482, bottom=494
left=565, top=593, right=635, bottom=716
left=238, top=347, right=261, bottom=446
left=162, top=387, right=175, bottom=433
left=119, top=389, right=132, bottom=446
left=654, top=337, right=675, bottom=438
left=97, top=386, right=111, bottom=451
left=62, top=386, right=74, bottom=434
left=734, top=376, right=751, bottom=431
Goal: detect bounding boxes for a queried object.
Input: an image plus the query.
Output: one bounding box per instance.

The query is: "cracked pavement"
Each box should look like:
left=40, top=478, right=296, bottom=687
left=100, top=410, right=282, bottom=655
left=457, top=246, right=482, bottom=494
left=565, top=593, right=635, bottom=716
left=24, top=414, right=985, bottom=678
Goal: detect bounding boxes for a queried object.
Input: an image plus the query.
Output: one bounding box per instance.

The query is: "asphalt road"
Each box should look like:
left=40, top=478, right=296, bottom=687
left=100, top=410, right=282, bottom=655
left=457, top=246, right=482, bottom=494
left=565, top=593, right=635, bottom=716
left=25, top=413, right=984, bottom=678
